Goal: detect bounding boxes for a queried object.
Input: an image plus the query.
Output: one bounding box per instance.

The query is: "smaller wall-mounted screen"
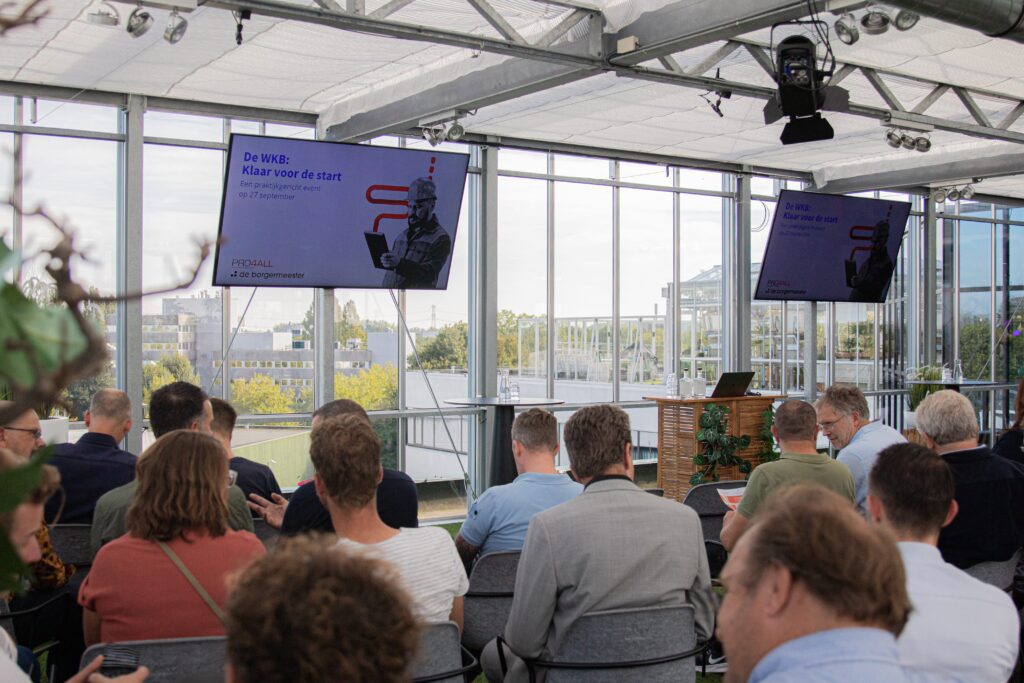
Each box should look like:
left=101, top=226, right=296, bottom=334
left=214, top=134, right=469, bottom=290
left=754, top=189, right=911, bottom=303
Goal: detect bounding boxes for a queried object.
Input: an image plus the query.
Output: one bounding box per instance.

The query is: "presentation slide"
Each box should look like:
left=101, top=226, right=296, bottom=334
left=754, top=190, right=911, bottom=303
left=213, top=134, right=469, bottom=290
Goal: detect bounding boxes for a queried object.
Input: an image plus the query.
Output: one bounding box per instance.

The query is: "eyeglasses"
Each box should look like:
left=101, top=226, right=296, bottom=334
left=817, top=415, right=848, bottom=431
left=4, top=426, right=43, bottom=439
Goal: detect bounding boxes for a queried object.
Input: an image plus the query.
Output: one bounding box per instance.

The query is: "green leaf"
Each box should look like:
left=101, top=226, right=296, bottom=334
left=738, top=460, right=752, bottom=474
left=689, top=472, right=704, bottom=486
left=0, top=448, right=52, bottom=516
left=693, top=455, right=706, bottom=466
left=0, top=239, right=17, bottom=276
left=0, top=285, right=90, bottom=386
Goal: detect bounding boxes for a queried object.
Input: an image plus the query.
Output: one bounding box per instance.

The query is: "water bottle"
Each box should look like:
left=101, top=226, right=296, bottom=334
left=941, top=364, right=953, bottom=383
left=953, top=358, right=963, bottom=384
left=692, top=369, right=707, bottom=398
left=679, top=369, right=692, bottom=399
left=498, top=369, right=510, bottom=401
left=665, top=372, right=679, bottom=399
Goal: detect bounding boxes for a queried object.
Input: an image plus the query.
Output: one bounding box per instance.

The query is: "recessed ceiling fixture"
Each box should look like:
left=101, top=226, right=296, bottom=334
left=87, top=1, right=120, bottom=27
left=860, top=6, right=891, bottom=35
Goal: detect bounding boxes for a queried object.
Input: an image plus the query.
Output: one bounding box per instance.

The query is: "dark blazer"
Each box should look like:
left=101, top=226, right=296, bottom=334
left=992, top=428, right=1024, bottom=466
left=938, top=445, right=1024, bottom=569
left=46, top=432, right=137, bottom=524
left=281, top=468, right=419, bottom=534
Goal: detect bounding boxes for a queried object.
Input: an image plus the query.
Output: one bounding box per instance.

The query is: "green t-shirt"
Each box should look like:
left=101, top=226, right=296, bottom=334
left=90, top=479, right=255, bottom=556
left=736, top=451, right=855, bottom=520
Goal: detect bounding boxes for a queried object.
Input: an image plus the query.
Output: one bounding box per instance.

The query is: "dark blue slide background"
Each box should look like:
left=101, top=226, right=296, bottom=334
left=214, top=134, right=469, bottom=289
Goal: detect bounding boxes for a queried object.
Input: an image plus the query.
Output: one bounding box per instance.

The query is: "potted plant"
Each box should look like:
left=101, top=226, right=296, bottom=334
left=905, top=365, right=943, bottom=428
left=690, top=402, right=753, bottom=485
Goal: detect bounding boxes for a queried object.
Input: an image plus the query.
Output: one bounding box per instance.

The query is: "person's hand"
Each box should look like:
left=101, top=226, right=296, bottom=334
left=68, top=656, right=150, bottom=683
left=723, top=510, right=735, bottom=525
left=248, top=492, right=288, bottom=530
left=380, top=252, right=397, bottom=269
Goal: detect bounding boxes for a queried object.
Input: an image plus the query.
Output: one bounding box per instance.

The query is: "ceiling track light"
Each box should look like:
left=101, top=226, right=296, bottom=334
left=126, top=4, right=153, bottom=37
left=883, top=127, right=931, bottom=152
left=932, top=183, right=975, bottom=205
left=894, top=9, right=920, bottom=31
left=860, top=5, right=891, bottom=35
left=164, top=8, right=188, bottom=43
left=834, top=13, right=860, bottom=45
left=885, top=128, right=902, bottom=148
left=931, top=188, right=947, bottom=204
left=87, top=1, right=120, bottom=27
left=446, top=120, right=465, bottom=142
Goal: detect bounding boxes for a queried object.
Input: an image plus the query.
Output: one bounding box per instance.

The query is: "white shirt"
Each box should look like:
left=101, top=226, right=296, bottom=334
left=897, top=541, right=1020, bottom=683
left=336, top=527, right=468, bottom=623
left=0, top=629, right=29, bottom=683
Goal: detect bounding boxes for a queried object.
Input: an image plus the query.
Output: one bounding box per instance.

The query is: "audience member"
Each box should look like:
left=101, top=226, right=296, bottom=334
left=717, top=484, right=949, bottom=683
left=316, top=413, right=467, bottom=626
left=91, top=382, right=253, bottom=556
left=455, top=408, right=581, bottom=571
left=992, top=377, right=1024, bottom=464
left=224, top=535, right=420, bottom=683
left=79, top=431, right=265, bottom=644
left=209, top=398, right=282, bottom=506
left=916, top=389, right=1024, bottom=568
left=721, top=399, right=854, bottom=551
left=482, top=404, right=715, bottom=682
left=247, top=399, right=419, bottom=532
left=0, top=450, right=149, bottom=683
left=815, top=385, right=906, bottom=512
left=867, top=442, right=1019, bottom=682
left=47, top=389, right=136, bottom=524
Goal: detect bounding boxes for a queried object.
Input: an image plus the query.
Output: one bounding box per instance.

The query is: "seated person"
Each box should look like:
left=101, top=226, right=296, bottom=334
left=482, top=405, right=715, bottom=682
left=209, top=398, right=282, bottom=506
left=721, top=399, right=855, bottom=551
left=717, top=484, right=951, bottom=682
left=456, top=408, right=581, bottom=571
left=248, top=399, right=418, bottom=532
left=91, top=382, right=253, bottom=556
left=916, top=390, right=1024, bottom=568
left=47, top=389, right=136, bottom=524
left=316, top=414, right=467, bottom=627
left=0, top=450, right=148, bottom=683
left=224, top=535, right=419, bottom=683
left=79, top=431, right=265, bottom=644
left=867, top=442, right=1020, bottom=682
left=992, top=378, right=1024, bottom=465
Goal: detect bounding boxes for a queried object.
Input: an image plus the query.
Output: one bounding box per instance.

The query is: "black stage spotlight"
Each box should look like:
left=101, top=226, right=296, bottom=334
left=763, top=34, right=847, bottom=145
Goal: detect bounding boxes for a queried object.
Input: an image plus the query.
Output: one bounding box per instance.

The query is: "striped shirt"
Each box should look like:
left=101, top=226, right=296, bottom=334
left=336, top=527, right=468, bottom=623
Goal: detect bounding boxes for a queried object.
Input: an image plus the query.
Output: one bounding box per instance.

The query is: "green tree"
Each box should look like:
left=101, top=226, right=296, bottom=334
left=294, top=385, right=314, bottom=413
left=157, top=352, right=199, bottom=385
left=300, top=299, right=368, bottom=346
left=65, top=362, right=115, bottom=419
left=415, top=322, right=468, bottom=370
left=142, top=363, right=174, bottom=407
left=231, top=374, right=294, bottom=415
left=334, top=364, right=398, bottom=410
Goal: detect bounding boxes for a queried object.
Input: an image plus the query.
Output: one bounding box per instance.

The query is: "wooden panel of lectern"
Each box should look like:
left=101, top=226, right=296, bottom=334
left=644, top=395, right=775, bottom=502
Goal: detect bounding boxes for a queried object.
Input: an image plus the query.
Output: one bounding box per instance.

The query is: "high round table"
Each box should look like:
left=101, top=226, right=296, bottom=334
left=445, top=397, right=564, bottom=489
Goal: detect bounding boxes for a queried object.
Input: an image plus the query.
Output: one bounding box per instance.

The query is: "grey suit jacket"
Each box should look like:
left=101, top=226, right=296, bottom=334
left=503, top=477, right=716, bottom=673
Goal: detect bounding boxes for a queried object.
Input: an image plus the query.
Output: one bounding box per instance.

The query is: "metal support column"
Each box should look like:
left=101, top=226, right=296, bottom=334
left=313, top=288, right=335, bottom=409
left=396, top=289, right=407, bottom=471
left=611, top=160, right=620, bottom=401
left=923, top=200, right=938, bottom=365
left=670, top=168, right=681, bottom=378
left=805, top=301, right=817, bottom=402
left=470, top=145, right=499, bottom=493
left=723, top=171, right=751, bottom=372
left=12, top=98, right=23, bottom=284
left=118, top=95, right=145, bottom=454
left=546, top=152, right=555, bottom=398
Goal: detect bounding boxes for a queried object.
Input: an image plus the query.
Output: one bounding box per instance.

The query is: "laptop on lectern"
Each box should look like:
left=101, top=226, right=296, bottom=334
left=710, top=371, right=755, bottom=398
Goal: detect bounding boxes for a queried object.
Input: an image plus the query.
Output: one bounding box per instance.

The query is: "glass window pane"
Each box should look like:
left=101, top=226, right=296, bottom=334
left=145, top=111, right=224, bottom=142
left=499, top=148, right=547, bottom=174
left=26, top=100, right=118, bottom=134
left=680, top=194, right=723, bottom=384
left=677, top=168, right=722, bottom=192
left=553, top=154, right=609, bottom=180
left=554, top=182, right=612, bottom=400
left=620, top=162, right=670, bottom=187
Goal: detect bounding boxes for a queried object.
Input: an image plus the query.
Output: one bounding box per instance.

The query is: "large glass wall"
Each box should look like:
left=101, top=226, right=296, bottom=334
left=5, top=87, right=1021, bottom=508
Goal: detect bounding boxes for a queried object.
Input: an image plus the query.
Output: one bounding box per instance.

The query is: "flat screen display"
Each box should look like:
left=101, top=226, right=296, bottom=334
left=213, top=134, right=469, bottom=289
left=754, top=190, right=911, bottom=303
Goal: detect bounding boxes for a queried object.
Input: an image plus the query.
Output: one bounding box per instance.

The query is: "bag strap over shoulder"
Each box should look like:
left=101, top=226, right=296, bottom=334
left=156, top=541, right=227, bottom=622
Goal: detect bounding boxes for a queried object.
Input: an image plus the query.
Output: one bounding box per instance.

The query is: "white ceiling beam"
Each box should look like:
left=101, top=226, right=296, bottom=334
left=465, top=0, right=527, bottom=44
left=367, top=0, right=416, bottom=20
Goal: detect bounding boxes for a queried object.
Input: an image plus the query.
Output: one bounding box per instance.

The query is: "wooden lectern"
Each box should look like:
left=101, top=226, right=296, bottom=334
left=644, top=395, right=775, bottom=503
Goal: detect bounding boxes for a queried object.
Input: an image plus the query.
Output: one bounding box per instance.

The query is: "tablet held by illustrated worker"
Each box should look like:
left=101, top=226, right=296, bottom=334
left=379, top=177, right=453, bottom=289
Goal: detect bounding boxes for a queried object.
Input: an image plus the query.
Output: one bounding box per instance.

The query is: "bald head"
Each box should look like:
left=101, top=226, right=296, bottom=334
left=86, top=389, right=133, bottom=441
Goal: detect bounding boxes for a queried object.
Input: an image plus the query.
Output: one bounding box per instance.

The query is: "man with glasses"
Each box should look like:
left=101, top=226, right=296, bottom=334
left=380, top=177, right=452, bottom=289
left=815, top=385, right=905, bottom=514
left=720, top=399, right=854, bottom=552
left=0, top=403, right=45, bottom=458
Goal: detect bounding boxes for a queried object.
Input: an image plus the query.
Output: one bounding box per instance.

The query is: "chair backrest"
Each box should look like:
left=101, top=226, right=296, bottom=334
left=462, top=550, right=521, bottom=653
left=410, top=621, right=471, bottom=683
left=80, top=637, right=226, bottom=683
left=542, top=604, right=697, bottom=683
left=50, top=524, right=95, bottom=567
left=251, top=519, right=279, bottom=550
left=682, top=480, right=745, bottom=544
left=963, top=548, right=1021, bottom=591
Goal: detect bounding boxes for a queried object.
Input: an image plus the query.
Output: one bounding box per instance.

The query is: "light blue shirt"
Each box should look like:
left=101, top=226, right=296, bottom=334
left=458, top=472, right=582, bottom=556
left=749, top=628, right=962, bottom=683
left=839, top=420, right=907, bottom=512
